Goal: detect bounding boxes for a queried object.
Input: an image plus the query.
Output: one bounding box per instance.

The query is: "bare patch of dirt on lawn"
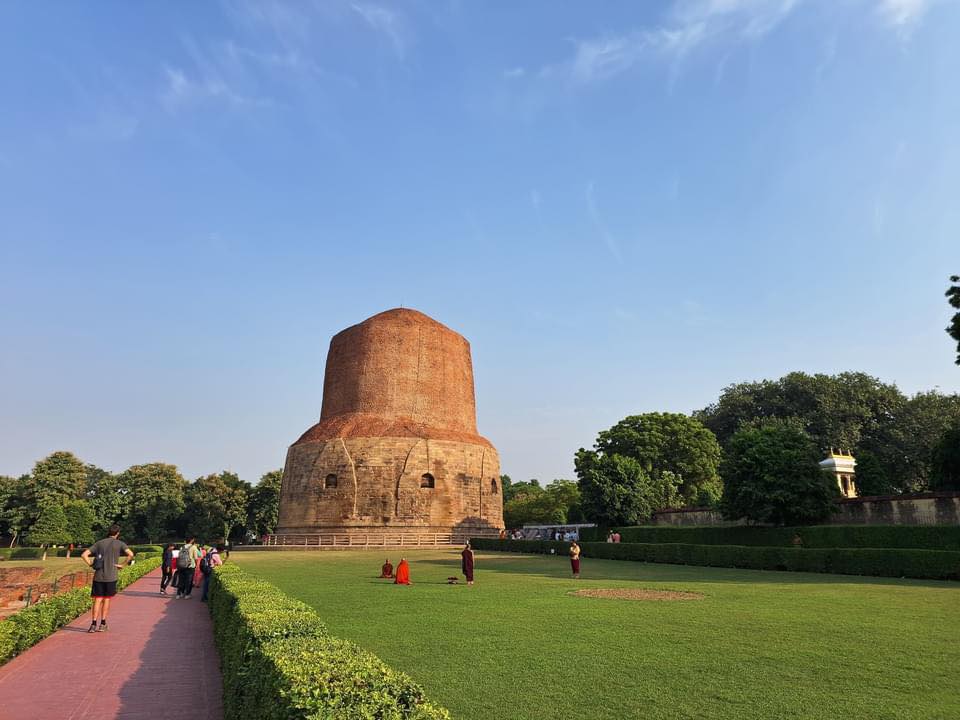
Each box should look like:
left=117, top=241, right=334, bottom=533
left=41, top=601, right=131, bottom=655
left=570, top=588, right=705, bottom=601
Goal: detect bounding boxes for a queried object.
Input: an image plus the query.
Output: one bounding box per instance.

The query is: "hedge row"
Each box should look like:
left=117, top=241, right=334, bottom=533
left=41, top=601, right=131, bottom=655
left=0, top=544, right=164, bottom=560
left=209, top=563, right=449, bottom=720
left=470, top=538, right=960, bottom=581
left=577, top=524, right=960, bottom=550
left=0, top=554, right=162, bottom=665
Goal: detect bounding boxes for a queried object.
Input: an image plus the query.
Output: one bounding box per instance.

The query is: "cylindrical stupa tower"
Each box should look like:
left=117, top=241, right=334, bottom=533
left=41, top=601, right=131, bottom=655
left=276, top=308, right=503, bottom=538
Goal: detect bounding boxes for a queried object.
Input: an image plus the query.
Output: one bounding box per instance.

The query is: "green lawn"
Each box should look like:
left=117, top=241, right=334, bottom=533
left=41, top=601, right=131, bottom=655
left=233, top=549, right=959, bottom=720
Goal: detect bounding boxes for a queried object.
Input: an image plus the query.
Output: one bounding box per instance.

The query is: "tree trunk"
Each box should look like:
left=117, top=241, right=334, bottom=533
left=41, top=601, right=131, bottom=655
left=8, top=530, right=16, bottom=548
left=42, top=544, right=48, bottom=561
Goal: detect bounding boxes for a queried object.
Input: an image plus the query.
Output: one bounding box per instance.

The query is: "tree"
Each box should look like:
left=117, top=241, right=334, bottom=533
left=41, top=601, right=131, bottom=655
left=0, top=475, right=31, bottom=547
left=31, top=451, right=87, bottom=511
left=247, top=470, right=282, bottom=538
left=859, top=391, right=960, bottom=492
left=720, top=420, right=839, bottom=526
left=499, top=474, right=513, bottom=502
left=931, top=423, right=960, bottom=491
left=502, top=479, right=581, bottom=528
left=63, top=500, right=96, bottom=548
left=575, top=451, right=681, bottom=526
left=85, top=465, right=125, bottom=535
left=696, top=371, right=958, bottom=493
left=120, top=463, right=186, bottom=543
left=590, top=413, right=723, bottom=506
left=947, top=275, right=960, bottom=365
left=185, top=472, right=248, bottom=542
left=503, top=479, right=542, bottom=504
left=29, top=505, right=71, bottom=559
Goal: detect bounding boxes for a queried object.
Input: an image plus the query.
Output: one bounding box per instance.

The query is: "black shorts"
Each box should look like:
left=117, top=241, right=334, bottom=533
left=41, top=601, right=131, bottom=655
left=91, top=580, right=117, bottom=598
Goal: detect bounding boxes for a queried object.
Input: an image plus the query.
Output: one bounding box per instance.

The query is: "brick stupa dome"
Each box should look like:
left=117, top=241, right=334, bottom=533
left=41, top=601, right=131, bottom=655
left=275, top=308, right=503, bottom=539
left=294, top=308, right=493, bottom=448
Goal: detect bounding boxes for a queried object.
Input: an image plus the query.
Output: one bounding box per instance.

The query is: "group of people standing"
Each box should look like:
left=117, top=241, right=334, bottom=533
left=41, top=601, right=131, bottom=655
left=160, top=537, right=225, bottom=602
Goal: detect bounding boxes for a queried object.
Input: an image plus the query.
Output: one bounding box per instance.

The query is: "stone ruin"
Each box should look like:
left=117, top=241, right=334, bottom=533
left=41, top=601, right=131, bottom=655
left=276, top=308, right=503, bottom=538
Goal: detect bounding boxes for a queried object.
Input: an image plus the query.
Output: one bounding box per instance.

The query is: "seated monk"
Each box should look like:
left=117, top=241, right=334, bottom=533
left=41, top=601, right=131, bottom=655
left=394, top=558, right=410, bottom=585
left=380, top=559, right=394, bottom=578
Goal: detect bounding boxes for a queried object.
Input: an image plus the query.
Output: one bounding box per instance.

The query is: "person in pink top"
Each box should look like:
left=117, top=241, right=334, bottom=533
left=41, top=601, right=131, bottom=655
left=200, top=543, right=225, bottom=603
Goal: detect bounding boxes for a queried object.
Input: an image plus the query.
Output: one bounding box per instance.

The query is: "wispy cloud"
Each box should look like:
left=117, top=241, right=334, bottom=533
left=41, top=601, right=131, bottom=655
left=351, top=3, right=410, bottom=58
left=160, top=64, right=270, bottom=113
left=546, top=0, right=798, bottom=85
left=877, top=0, right=932, bottom=35
left=504, top=67, right=526, bottom=79
left=586, top=181, right=623, bottom=262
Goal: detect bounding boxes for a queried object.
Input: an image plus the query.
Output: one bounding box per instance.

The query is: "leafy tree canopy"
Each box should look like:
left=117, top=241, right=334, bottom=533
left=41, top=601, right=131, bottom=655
left=575, top=451, right=682, bottom=526
left=247, top=469, right=282, bottom=538
left=63, top=499, right=96, bottom=545
left=720, top=420, right=839, bottom=526
left=592, top=413, right=723, bottom=506
left=931, top=423, right=960, bottom=491
left=120, top=463, right=186, bottom=543
left=85, top=464, right=125, bottom=536
left=29, top=504, right=71, bottom=547
left=697, top=371, right=960, bottom=494
left=503, top=479, right=581, bottom=528
left=947, top=275, right=960, bottom=365
left=31, top=451, right=86, bottom=512
left=185, top=472, right=249, bottom=543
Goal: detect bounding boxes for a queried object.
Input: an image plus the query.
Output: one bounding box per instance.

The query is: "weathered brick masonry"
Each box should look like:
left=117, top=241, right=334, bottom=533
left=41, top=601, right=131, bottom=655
left=277, top=308, right=503, bottom=536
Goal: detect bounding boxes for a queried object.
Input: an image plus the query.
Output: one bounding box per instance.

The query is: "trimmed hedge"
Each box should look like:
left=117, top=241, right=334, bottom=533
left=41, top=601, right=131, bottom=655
left=0, top=554, right=162, bottom=665
left=577, top=524, right=960, bottom=550
left=209, top=563, right=449, bottom=720
left=471, top=538, right=960, bottom=581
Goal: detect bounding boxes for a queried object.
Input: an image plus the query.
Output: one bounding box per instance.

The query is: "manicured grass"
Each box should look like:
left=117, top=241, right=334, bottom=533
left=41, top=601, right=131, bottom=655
left=233, top=550, right=959, bottom=720
left=0, top=557, right=91, bottom=581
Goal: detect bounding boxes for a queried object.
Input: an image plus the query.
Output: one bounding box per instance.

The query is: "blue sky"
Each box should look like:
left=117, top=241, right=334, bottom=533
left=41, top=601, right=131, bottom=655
left=1, top=0, right=958, bottom=485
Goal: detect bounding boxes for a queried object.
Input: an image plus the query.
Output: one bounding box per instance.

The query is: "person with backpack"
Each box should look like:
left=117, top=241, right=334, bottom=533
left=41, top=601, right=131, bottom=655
left=175, top=536, right=200, bottom=599
left=80, top=525, right=135, bottom=633
left=200, top=543, right=224, bottom=602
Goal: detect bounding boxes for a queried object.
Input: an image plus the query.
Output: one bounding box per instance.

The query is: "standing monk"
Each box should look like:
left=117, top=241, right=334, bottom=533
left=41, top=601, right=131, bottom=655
left=394, top=558, right=410, bottom=585
left=461, top=542, right=475, bottom=585
left=569, top=540, right=581, bottom=579
left=380, top=559, right=394, bottom=578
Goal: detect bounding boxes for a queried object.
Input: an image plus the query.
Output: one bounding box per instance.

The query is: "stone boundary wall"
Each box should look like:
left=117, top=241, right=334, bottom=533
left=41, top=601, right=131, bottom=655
left=652, top=491, right=960, bottom=527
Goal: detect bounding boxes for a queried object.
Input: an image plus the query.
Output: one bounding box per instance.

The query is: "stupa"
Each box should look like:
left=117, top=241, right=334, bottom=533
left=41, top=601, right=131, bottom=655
left=275, top=308, right=503, bottom=538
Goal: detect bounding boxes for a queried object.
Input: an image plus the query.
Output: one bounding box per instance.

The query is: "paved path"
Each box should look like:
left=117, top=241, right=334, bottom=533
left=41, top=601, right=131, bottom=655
left=0, top=569, right=223, bottom=720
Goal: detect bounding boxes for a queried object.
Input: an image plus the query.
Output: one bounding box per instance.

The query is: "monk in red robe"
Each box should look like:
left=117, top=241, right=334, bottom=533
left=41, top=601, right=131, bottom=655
left=394, top=558, right=410, bottom=585
left=380, top=559, right=393, bottom=578
left=461, top=542, right=475, bottom=585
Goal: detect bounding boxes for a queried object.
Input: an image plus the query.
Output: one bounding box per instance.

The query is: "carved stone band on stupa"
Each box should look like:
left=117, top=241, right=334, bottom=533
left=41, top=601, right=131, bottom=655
left=276, top=308, right=503, bottom=537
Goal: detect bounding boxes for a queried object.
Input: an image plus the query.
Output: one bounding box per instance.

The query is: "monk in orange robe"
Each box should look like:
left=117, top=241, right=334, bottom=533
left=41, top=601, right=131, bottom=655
left=394, top=558, right=410, bottom=585
left=380, top=559, right=394, bottom=578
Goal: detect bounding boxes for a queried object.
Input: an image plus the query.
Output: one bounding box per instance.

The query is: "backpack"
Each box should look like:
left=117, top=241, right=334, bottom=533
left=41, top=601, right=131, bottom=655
left=200, top=550, right=216, bottom=576
left=176, top=544, right=194, bottom=569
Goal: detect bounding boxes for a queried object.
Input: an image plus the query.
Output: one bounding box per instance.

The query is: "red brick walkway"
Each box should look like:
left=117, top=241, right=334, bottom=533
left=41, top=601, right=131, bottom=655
left=0, top=569, right=222, bottom=720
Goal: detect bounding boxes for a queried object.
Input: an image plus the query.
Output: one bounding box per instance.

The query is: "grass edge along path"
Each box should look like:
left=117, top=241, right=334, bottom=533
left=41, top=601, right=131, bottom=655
left=234, top=549, right=960, bottom=720
left=209, top=563, right=450, bottom=719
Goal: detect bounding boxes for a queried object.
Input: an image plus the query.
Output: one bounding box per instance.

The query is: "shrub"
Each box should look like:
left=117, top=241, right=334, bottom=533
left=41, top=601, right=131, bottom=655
left=209, top=563, right=449, bottom=720
left=577, top=524, right=960, bottom=550
left=0, top=555, right=162, bottom=665
left=470, top=538, right=960, bottom=581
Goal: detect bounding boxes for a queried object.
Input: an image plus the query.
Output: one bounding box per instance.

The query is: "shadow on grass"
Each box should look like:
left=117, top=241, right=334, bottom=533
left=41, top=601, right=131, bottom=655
left=416, top=553, right=959, bottom=590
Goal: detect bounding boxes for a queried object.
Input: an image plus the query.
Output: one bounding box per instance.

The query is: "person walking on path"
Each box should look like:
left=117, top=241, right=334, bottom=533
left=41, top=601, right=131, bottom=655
left=200, top=543, right=224, bottom=602
left=80, top=524, right=135, bottom=633
left=569, top=540, right=581, bottom=579
left=175, top=536, right=200, bottom=599
left=160, top=543, right=175, bottom=595
left=461, top=542, right=475, bottom=585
